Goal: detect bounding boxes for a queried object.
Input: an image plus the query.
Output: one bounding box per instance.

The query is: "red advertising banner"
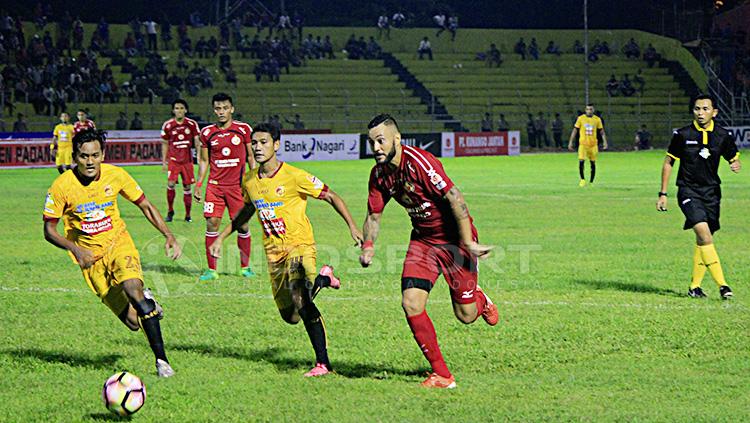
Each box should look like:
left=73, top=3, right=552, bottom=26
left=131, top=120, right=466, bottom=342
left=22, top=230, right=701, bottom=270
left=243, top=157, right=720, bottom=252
left=0, top=131, right=164, bottom=169
left=450, top=131, right=520, bottom=157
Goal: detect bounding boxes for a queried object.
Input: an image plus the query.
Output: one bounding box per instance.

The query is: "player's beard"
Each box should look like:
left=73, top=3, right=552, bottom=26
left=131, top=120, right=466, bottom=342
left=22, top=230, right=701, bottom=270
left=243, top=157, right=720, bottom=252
left=377, top=143, right=397, bottom=164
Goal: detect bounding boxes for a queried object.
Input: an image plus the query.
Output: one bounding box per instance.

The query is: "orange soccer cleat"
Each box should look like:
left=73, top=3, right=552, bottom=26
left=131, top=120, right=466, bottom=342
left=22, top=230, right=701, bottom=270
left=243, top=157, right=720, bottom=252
left=421, top=373, right=456, bottom=389
left=476, top=287, right=499, bottom=326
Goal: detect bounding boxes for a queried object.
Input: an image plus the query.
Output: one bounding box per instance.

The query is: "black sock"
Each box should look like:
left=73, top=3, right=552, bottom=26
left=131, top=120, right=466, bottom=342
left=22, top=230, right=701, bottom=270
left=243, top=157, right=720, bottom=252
left=590, top=161, right=596, bottom=183
left=579, top=160, right=585, bottom=180
left=134, top=299, right=168, bottom=362
left=298, top=303, right=330, bottom=367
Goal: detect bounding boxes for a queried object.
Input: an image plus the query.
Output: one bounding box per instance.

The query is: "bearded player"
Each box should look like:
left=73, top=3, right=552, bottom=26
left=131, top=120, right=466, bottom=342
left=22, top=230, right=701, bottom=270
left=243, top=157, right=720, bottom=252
left=359, top=114, right=499, bottom=389
left=161, top=99, right=201, bottom=223
left=43, top=129, right=180, bottom=377
left=210, top=123, right=363, bottom=377
left=194, top=93, right=255, bottom=281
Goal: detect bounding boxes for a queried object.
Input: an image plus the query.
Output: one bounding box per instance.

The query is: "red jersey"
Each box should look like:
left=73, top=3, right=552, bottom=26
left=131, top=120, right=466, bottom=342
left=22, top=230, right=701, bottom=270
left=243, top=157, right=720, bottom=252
left=367, top=145, right=475, bottom=244
left=73, top=119, right=96, bottom=134
left=199, top=120, right=253, bottom=186
left=161, top=117, right=200, bottom=164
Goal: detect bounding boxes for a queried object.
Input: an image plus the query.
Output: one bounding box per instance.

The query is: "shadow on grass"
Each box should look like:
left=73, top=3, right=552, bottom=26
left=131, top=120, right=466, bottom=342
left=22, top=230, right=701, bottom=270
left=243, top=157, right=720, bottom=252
left=172, top=343, right=425, bottom=379
left=2, top=348, right=122, bottom=369
left=141, top=263, right=196, bottom=276
left=86, top=412, right=131, bottom=421
left=574, top=279, right=683, bottom=297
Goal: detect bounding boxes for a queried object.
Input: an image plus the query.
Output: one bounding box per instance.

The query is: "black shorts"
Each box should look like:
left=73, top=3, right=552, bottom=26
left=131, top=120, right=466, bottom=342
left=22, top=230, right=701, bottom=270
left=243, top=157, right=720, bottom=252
left=677, top=185, right=721, bottom=233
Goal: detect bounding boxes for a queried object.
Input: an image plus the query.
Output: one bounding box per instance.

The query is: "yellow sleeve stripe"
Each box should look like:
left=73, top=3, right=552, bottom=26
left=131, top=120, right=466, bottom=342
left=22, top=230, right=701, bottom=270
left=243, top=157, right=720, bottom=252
left=729, top=152, right=740, bottom=162
left=666, top=153, right=679, bottom=160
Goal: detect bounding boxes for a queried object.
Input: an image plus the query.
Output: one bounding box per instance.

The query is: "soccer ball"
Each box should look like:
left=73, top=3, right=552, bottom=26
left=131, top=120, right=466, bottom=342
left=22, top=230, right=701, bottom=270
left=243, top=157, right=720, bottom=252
left=102, top=372, right=146, bottom=416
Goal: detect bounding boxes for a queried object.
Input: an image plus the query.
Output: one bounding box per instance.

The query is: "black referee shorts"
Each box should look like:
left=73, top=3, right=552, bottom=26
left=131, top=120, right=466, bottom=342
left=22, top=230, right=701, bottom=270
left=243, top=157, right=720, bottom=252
left=677, top=185, right=721, bottom=233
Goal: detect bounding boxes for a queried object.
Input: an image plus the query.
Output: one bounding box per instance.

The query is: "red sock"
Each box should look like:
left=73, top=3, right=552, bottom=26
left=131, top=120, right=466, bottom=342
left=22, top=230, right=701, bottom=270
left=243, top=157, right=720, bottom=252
left=474, top=290, right=487, bottom=322
left=183, top=191, right=192, bottom=217
left=166, top=187, right=176, bottom=212
left=237, top=231, right=251, bottom=267
left=406, top=310, right=451, bottom=378
left=205, top=232, right=218, bottom=270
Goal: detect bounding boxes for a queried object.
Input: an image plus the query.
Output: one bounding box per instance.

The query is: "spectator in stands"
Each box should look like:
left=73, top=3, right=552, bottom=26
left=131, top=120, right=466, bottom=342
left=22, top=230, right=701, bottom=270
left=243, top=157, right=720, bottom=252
left=619, top=74, right=636, bottom=97
left=418, top=37, right=433, bottom=61
left=225, top=65, right=238, bottom=88
left=115, top=111, right=128, bottom=130
left=72, top=17, right=83, bottom=50
left=377, top=14, right=390, bottom=40
left=529, top=38, right=540, bottom=60
left=160, top=18, right=172, bottom=50
left=622, top=38, right=640, bottom=60
left=447, top=15, right=458, bottom=41
left=130, top=111, right=143, bottom=130
left=433, top=13, right=447, bottom=37
left=643, top=44, right=658, bottom=67
left=592, top=39, right=603, bottom=55
left=366, top=37, right=382, bottom=59
left=144, top=18, right=158, bottom=51
left=12, top=112, right=27, bottom=132
left=481, top=113, right=493, bottom=131
left=487, top=43, right=502, bottom=67
left=277, top=12, right=292, bottom=37
left=321, top=35, right=334, bottom=59
left=195, top=36, right=207, bottom=58
left=292, top=11, right=304, bottom=41
left=514, top=38, right=527, bottom=60
left=189, top=11, right=203, bottom=28
left=573, top=40, right=585, bottom=54
left=535, top=112, right=549, bottom=147
left=600, top=41, right=611, bottom=55
left=545, top=41, right=561, bottom=56
left=526, top=113, right=537, bottom=148
left=552, top=113, right=564, bottom=148
left=180, top=36, right=193, bottom=57
left=633, top=69, right=645, bottom=93
left=207, top=36, right=219, bottom=57
left=497, top=113, right=510, bottom=131
left=634, top=124, right=652, bottom=150
left=286, top=113, right=305, bottom=130
left=606, top=74, right=619, bottom=96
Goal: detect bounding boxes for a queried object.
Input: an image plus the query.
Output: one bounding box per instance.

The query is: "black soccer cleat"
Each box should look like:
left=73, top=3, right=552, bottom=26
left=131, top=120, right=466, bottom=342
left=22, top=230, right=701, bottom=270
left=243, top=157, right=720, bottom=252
left=165, top=211, right=174, bottom=222
left=687, top=287, right=707, bottom=298
left=719, top=285, right=733, bottom=300
left=185, top=216, right=192, bottom=223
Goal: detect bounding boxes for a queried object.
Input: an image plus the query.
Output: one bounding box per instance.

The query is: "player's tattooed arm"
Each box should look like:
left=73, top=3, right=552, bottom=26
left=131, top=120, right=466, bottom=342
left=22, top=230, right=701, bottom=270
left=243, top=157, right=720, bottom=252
left=210, top=202, right=256, bottom=258
left=319, top=189, right=364, bottom=247
left=135, top=196, right=181, bottom=259
left=444, top=186, right=493, bottom=258
left=44, top=219, right=100, bottom=269
left=359, top=212, right=382, bottom=267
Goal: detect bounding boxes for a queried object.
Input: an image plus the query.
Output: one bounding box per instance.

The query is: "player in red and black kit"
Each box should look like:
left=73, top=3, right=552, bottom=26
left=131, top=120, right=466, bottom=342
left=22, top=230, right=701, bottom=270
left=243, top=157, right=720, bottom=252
left=74, top=109, right=96, bottom=134
left=194, top=93, right=256, bottom=281
left=161, top=99, right=200, bottom=222
left=359, top=114, right=499, bottom=389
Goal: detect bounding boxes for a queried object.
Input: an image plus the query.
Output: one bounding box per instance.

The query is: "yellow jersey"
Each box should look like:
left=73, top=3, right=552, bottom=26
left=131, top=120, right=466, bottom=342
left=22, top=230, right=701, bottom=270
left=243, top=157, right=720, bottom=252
left=43, top=164, right=145, bottom=256
left=53, top=123, right=76, bottom=148
left=574, top=114, right=603, bottom=147
left=242, top=162, right=328, bottom=261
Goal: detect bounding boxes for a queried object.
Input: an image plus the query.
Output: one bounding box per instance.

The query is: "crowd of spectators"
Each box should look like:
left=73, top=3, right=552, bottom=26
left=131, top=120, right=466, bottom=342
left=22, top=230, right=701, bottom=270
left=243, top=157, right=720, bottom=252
left=605, top=71, right=645, bottom=97
left=706, top=24, right=750, bottom=100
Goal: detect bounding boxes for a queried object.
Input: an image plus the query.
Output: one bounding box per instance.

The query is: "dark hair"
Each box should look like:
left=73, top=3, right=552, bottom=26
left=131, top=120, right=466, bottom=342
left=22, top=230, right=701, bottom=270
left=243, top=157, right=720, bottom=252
left=77, top=109, right=86, bottom=114
left=212, top=92, right=233, bottom=105
left=72, top=128, right=106, bottom=156
left=690, top=93, right=716, bottom=111
left=252, top=122, right=280, bottom=141
left=586, top=103, right=594, bottom=108
left=172, top=98, right=189, bottom=110
left=368, top=113, right=400, bottom=132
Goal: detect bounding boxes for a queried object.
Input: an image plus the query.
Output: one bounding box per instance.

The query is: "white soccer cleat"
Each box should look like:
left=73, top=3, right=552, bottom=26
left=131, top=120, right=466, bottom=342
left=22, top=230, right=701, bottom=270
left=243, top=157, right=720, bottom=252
left=156, top=359, right=175, bottom=378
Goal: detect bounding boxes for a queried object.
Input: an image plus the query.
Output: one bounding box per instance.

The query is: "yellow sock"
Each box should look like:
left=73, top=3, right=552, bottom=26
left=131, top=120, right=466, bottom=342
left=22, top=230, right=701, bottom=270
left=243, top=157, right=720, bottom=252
left=690, top=245, right=706, bottom=289
left=698, top=244, right=727, bottom=287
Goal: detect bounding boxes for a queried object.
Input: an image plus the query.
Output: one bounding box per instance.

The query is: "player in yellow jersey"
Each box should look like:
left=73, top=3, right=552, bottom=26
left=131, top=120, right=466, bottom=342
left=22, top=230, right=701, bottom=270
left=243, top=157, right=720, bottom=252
left=569, top=104, right=608, bottom=186
left=209, top=123, right=363, bottom=377
left=43, top=129, right=182, bottom=377
left=51, top=112, right=75, bottom=174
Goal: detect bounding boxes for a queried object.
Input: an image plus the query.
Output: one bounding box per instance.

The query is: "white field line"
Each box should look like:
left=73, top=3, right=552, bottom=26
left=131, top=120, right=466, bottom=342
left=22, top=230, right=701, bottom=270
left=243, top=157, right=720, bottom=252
left=1, top=285, right=746, bottom=312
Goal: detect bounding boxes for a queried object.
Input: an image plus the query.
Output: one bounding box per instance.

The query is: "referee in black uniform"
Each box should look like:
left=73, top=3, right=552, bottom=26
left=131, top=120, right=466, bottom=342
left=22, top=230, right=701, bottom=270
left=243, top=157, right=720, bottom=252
left=657, top=94, right=741, bottom=299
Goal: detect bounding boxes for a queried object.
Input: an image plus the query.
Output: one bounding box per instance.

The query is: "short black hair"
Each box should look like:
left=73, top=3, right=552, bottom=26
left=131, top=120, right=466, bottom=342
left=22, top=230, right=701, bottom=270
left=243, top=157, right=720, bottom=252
left=368, top=113, right=400, bottom=132
left=691, top=93, right=716, bottom=110
left=72, top=128, right=106, bottom=156
left=212, top=92, right=233, bottom=105
left=172, top=98, right=189, bottom=110
left=586, top=103, right=594, bottom=108
left=252, top=122, right=280, bottom=141
left=77, top=109, right=86, bottom=114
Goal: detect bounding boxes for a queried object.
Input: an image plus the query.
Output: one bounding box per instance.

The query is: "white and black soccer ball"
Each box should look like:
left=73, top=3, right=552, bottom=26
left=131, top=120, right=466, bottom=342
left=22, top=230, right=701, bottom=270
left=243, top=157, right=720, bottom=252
left=102, top=371, right=146, bottom=416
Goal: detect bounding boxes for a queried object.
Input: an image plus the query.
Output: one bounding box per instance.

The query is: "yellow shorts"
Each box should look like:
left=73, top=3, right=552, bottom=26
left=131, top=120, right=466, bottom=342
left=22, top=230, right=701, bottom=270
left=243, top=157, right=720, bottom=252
left=267, top=244, right=317, bottom=312
left=55, top=146, right=73, bottom=166
left=80, top=233, right=143, bottom=315
left=578, top=144, right=598, bottom=161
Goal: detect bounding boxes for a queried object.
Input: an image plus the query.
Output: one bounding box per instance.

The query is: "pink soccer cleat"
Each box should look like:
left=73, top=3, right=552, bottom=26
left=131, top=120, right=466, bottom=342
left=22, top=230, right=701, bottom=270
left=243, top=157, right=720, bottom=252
left=304, top=363, right=331, bottom=377
left=318, top=265, right=340, bottom=289
left=421, top=372, right=457, bottom=389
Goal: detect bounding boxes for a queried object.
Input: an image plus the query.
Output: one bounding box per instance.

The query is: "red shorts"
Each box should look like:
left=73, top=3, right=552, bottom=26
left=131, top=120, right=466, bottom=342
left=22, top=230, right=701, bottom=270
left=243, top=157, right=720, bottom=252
left=167, top=161, right=195, bottom=185
left=203, top=184, right=245, bottom=219
left=402, top=238, right=479, bottom=304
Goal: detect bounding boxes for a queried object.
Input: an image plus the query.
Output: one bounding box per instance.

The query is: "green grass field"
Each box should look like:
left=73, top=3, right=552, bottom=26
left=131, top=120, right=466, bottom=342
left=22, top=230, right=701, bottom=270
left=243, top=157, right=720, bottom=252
left=1, top=151, right=748, bottom=421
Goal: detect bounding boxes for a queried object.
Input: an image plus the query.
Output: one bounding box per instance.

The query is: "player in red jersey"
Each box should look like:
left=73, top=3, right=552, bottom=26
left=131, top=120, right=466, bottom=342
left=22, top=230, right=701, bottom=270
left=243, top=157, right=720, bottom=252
left=73, top=109, right=96, bottom=134
left=194, top=93, right=256, bottom=281
left=161, top=99, right=201, bottom=223
left=359, top=114, right=499, bottom=389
